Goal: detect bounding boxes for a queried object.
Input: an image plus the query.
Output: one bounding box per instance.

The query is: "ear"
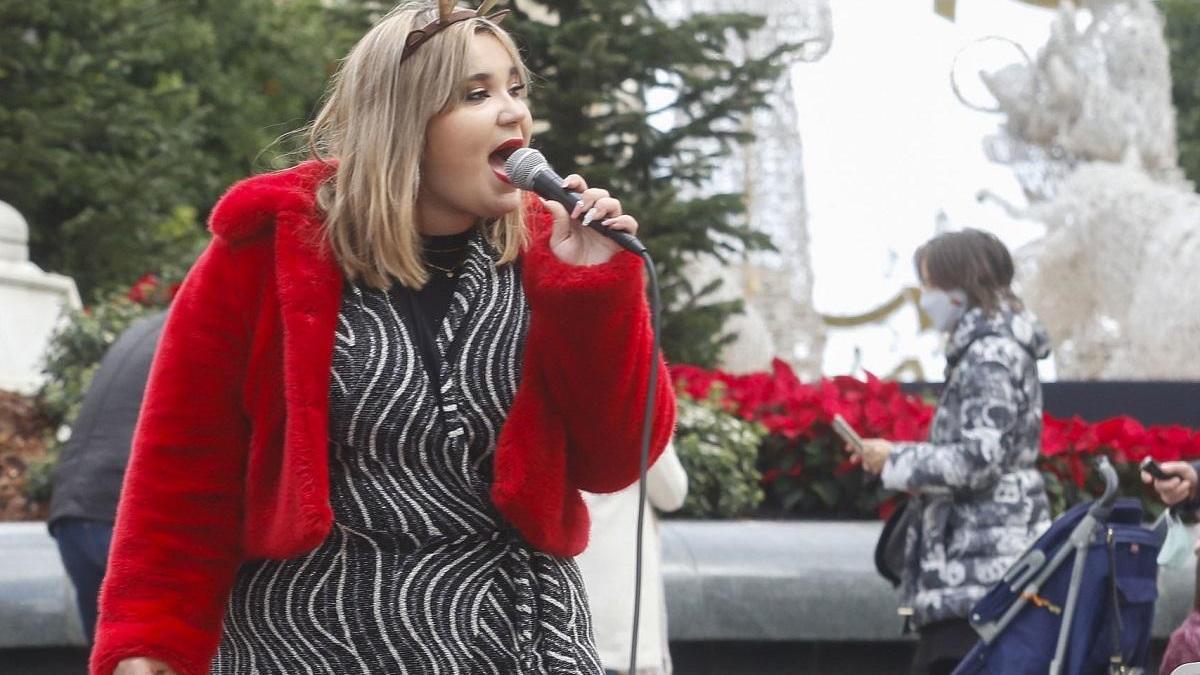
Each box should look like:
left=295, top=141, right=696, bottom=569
left=477, top=0, right=500, bottom=14
left=438, top=0, right=456, bottom=22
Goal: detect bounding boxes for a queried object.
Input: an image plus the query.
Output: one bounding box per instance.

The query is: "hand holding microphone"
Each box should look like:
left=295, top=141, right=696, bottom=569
left=505, top=148, right=647, bottom=264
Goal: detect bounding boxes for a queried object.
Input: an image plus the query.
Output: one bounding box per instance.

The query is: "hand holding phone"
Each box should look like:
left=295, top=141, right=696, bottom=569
left=832, top=414, right=866, bottom=456
left=1141, top=457, right=1182, bottom=482
left=1141, top=457, right=1200, bottom=507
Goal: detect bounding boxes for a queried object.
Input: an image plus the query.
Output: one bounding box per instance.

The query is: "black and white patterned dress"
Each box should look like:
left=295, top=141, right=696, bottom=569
left=211, top=230, right=602, bottom=674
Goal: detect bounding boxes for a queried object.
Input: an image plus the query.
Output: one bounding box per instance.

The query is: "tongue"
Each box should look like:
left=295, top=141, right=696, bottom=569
left=488, top=152, right=506, bottom=172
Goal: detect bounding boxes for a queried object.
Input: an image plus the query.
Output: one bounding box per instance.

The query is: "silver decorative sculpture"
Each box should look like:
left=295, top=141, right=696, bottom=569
left=965, top=0, right=1200, bottom=379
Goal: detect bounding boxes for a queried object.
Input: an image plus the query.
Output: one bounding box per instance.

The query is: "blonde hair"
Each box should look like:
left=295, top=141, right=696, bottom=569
left=308, top=2, right=530, bottom=289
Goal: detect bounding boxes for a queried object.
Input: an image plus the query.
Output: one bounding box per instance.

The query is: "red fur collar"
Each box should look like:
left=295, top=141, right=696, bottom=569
left=209, top=160, right=332, bottom=242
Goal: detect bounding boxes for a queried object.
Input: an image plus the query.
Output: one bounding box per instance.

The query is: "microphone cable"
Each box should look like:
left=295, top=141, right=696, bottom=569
left=501, top=147, right=663, bottom=673
left=627, top=249, right=662, bottom=675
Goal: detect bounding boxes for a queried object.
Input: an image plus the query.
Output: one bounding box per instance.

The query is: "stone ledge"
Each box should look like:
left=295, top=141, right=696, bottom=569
left=0, top=523, right=86, bottom=649
left=0, top=520, right=1192, bottom=648
left=658, top=520, right=1195, bottom=641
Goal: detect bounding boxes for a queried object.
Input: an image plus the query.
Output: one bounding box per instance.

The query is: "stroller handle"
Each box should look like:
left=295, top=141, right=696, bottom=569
left=1089, top=455, right=1120, bottom=519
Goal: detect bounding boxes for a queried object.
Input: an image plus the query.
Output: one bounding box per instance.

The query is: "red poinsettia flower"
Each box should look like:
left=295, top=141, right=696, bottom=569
left=1146, top=426, right=1192, bottom=463
left=672, top=362, right=1200, bottom=519
left=126, top=273, right=159, bottom=305
left=1042, top=416, right=1072, bottom=457
left=1094, top=416, right=1149, bottom=463
left=1188, top=432, right=1200, bottom=461
left=669, top=364, right=716, bottom=400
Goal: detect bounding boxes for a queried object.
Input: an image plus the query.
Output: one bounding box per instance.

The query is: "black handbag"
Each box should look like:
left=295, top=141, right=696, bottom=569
left=874, top=342, right=975, bottom=590
left=874, top=497, right=917, bottom=588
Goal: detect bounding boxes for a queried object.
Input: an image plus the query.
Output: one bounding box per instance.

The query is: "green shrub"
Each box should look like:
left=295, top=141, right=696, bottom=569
left=672, top=394, right=766, bottom=518
left=39, top=272, right=178, bottom=429
left=39, top=298, right=155, bottom=427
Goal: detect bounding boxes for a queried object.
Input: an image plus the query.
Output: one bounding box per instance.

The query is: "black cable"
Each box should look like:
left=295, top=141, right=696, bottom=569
left=628, top=250, right=662, bottom=675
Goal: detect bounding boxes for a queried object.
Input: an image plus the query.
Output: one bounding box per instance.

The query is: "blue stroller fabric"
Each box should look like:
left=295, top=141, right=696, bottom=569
left=953, top=497, right=1162, bottom=675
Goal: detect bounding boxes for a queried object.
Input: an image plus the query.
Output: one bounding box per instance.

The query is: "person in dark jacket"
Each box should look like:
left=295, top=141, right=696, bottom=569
left=858, top=229, right=1053, bottom=675
left=48, top=311, right=166, bottom=643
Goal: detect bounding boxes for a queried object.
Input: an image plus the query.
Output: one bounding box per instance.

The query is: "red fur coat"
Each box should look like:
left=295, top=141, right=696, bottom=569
left=90, top=161, right=675, bottom=675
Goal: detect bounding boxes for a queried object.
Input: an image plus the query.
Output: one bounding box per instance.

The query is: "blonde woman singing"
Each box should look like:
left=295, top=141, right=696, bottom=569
left=92, top=3, right=675, bottom=673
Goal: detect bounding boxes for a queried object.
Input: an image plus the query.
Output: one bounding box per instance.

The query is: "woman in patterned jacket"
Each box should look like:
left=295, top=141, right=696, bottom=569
left=94, top=3, right=675, bottom=674
left=858, top=229, right=1052, bottom=675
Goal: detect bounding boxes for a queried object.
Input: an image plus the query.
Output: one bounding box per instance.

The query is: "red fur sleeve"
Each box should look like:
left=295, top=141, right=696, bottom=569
left=517, top=202, right=676, bottom=493
left=90, top=236, right=262, bottom=675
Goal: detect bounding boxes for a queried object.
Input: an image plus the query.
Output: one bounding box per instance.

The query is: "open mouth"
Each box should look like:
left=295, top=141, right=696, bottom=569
left=488, top=139, right=526, bottom=183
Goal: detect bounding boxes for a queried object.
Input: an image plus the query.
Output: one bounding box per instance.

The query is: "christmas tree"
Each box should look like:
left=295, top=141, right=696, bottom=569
left=509, top=0, right=793, bottom=366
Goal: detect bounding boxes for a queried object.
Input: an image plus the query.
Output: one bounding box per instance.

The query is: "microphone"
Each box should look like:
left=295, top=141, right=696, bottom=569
left=505, top=148, right=647, bottom=255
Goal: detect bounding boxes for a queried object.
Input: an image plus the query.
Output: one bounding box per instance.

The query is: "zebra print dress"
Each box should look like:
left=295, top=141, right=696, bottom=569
left=211, top=231, right=603, bottom=674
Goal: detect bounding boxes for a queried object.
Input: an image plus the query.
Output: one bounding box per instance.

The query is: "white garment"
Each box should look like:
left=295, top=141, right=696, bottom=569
left=577, top=444, right=688, bottom=675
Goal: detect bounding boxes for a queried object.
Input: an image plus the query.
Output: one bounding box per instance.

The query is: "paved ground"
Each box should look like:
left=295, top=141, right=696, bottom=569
left=0, top=642, right=1170, bottom=675
left=0, top=648, right=87, bottom=675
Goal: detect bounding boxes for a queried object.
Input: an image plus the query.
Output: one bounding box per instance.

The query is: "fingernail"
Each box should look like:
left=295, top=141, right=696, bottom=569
left=601, top=218, right=615, bottom=227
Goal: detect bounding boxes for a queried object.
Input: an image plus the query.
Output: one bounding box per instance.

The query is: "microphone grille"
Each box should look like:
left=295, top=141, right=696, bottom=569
left=504, top=147, right=548, bottom=190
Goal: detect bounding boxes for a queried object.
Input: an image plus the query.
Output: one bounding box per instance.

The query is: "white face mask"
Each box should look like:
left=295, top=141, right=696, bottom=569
left=920, top=288, right=969, bottom=333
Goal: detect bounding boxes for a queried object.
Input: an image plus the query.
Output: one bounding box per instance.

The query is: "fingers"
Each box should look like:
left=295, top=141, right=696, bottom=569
left=540, top=198, right=572, bottom=243
left=863, top=456, right=884, bottom=475
left=570, top=189, right=615, bottom=221
left=1162, top=461, right=1195, bottom=477
left=115, top=658, right=177, bottom=675
left=560, top=179, right=637, bottom=234
left=1159, top=481, right=1191, bottom=506
left=600, top=214, right=639, bottom=235
left=562, top=173, right=588, bottom=193
left=1155, top=477, right=1192, bottom=505
left=547, top=179, right=642, bottom=266
left=541, top=198, right=570, bottom=223
left=1151, top=462, right=1200, bottom=505
left=858, top=439, right=888, bottom=475
left=859, top=441, right=897, bottom=473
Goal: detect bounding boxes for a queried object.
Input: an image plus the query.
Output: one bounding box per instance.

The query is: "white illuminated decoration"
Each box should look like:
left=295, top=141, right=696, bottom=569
left=654, top=0, right=833, bottom=376
left=969, top=0, right=1200, bottom=379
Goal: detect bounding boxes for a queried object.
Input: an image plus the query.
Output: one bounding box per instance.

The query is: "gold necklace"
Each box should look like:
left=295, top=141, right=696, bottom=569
left=424, top=260, right=462, bottom=278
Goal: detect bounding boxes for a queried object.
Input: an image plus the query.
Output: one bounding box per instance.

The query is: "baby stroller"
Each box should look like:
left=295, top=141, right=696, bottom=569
left=953, top=457, right=1165, bottom=675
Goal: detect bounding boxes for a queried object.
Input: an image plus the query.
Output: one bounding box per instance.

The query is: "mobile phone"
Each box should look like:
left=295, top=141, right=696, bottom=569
left=832, top=414, right=866, bottom=456
left=1140, top=457, right=1182, bottom=482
